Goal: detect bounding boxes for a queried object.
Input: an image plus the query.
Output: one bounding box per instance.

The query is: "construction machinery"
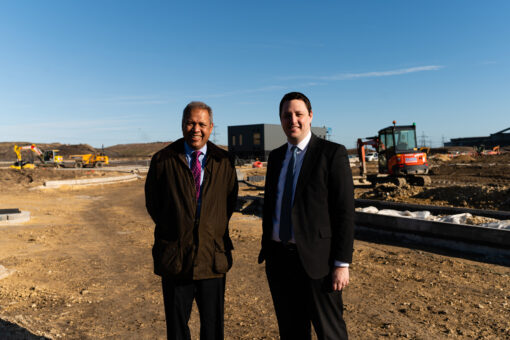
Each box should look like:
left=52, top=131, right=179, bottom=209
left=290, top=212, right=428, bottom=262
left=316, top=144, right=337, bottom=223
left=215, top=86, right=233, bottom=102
left=356, top=121, right=430, bottom=186
left=474, top=145, right=500, bottom=156
left=11, top=144, right=64, bottom=170
left=69, top=153, right=109, bottom=168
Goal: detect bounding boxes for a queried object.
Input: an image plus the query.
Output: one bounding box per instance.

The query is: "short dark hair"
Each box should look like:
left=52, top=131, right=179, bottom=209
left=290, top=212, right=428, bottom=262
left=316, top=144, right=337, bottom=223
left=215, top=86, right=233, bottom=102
left=279, top=92, right=312, bottom=116
left=182, top=101, right=213, bottom=126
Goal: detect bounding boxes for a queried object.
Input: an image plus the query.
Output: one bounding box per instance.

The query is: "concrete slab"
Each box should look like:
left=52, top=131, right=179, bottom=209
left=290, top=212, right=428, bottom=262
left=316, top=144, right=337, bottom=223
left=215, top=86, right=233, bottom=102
left=38, top=174, right=142, bottom=189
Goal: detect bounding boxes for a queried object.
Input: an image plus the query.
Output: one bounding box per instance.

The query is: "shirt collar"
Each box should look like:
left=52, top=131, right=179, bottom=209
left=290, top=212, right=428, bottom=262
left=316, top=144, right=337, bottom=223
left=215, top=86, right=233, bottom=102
left=287, top=131, right=312, bottom=152
left=184, top=141, right=207, bottom=157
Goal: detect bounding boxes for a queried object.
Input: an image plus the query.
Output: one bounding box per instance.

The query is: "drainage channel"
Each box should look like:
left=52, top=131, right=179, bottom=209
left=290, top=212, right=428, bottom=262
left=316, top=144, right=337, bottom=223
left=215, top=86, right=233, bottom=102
left=354, top=199, right=510, bottom=265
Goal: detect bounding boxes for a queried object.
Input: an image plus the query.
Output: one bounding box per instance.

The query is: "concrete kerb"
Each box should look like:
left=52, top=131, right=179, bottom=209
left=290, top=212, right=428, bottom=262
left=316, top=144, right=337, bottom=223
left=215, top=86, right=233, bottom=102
left=355, top=212, right=510, bottom=249
left=36, top=174, right=142, bottom=189
left=0, top=211, right=31, bottom=225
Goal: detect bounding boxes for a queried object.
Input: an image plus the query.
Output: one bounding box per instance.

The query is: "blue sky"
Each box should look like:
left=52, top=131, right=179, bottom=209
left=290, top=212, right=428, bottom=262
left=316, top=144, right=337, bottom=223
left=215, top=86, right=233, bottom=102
left=1, top=1, right=508, bottom=148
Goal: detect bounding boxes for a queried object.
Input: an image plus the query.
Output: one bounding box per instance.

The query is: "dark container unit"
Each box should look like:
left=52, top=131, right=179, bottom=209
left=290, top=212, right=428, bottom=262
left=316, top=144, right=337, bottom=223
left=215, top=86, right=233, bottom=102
left=445, top=127, right=510, bottom=147
left=228, top=124, right=327, bottom=161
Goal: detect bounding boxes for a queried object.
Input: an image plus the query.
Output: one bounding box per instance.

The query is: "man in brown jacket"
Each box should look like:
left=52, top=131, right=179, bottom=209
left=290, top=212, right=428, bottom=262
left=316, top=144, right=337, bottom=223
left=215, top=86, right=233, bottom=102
left=145, top=101, right=238, bottom=340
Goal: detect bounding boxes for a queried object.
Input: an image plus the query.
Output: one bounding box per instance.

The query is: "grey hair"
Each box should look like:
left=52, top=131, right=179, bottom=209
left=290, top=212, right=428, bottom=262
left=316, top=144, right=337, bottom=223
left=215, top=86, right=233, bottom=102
left=182, top=101, right=213, bottom=126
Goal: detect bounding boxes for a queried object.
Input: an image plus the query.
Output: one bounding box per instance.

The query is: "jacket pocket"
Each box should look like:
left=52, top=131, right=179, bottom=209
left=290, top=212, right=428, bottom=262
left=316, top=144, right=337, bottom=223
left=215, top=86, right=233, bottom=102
left=213, top=239, right=232, bottom=274
left=153, top=239, right=182, bottom=276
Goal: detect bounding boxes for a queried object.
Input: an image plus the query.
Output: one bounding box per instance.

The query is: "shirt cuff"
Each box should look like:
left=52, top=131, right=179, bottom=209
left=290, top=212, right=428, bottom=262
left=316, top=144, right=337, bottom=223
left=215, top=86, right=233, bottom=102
left=334, top=261, right=350, bottom=268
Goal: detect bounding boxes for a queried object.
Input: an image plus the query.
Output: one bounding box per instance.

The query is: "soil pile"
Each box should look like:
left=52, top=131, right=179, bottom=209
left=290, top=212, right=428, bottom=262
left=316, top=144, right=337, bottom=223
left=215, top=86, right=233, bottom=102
left=413, top=185, right=510, bottom=210
left=430, top=154, right=452, bottom=162
left=357, top=183, right=510, bottom=211
left=0, top=142, right=173, bottom=161
left=103, top=142, right=171, bottom=158
left=453, top=155, right=476, bottom=162
left=430, top=160, right=510, bottom=181
left=55, top=144, right=98, bottom=157
left=0, top=141, right=231, bottom=161
left=0, top=142, right=98, bottom=161
left=431, top=152, right=510, bottom=165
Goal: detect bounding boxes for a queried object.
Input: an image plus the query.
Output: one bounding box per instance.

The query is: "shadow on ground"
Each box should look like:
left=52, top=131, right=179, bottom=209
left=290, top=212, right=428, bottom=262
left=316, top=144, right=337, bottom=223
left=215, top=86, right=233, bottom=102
left=0, top=319, right=50, bottom=340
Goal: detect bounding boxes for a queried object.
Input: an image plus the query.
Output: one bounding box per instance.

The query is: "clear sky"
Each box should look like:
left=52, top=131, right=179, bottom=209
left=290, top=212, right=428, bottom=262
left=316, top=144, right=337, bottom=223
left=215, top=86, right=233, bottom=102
left=1, top=1, right=509, bottom=148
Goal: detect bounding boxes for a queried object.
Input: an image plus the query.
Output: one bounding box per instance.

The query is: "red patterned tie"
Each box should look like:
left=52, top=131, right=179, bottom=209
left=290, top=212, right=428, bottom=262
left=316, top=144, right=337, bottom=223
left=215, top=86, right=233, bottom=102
left=191, top=151, right=202, bottom=201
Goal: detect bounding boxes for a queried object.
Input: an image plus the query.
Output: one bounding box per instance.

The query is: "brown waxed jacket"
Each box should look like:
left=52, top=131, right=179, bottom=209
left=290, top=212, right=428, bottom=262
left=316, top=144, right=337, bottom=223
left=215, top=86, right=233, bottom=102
left=145, top=138, right=238, bottom=280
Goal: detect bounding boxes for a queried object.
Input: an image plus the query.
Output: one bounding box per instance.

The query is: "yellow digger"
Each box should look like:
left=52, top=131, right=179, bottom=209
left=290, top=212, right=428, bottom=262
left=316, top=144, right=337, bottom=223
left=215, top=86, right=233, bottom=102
left=11, top=144, right=63, bottom=170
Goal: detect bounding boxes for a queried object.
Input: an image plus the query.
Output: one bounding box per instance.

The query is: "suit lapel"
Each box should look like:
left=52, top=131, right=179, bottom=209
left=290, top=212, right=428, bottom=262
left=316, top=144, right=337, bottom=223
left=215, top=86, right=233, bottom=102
left=294, top=134, right=321, bottom=201
left=267, top=144, right=287, bottom=204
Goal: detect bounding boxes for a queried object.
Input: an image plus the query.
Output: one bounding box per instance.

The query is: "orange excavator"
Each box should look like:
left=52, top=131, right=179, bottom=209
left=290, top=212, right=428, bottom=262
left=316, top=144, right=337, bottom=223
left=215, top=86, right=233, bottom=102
left=356, top=121, right=430, bottom=186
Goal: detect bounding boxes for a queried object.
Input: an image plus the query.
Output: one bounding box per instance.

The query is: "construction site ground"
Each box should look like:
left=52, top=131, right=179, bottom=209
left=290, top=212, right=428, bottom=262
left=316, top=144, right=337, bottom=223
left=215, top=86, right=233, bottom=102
left=0, top=153, right=509, bottom=339
left=354, top=153, right=510, bottom=211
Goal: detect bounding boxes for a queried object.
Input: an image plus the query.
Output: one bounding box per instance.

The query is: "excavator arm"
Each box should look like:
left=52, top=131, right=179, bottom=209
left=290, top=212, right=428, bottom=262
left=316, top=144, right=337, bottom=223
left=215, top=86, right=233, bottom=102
left=11, top=144, right=47, bottom=169
left=357, top=137, right=379, bottom=177
left=13, top=145, right=22, bottom=162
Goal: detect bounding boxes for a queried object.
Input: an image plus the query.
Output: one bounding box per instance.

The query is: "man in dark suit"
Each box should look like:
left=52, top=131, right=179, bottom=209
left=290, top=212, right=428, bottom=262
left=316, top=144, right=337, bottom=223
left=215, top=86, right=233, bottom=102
left=259, top=92, right=355, bottom=340
left=145, top=101, right=238, bottom=340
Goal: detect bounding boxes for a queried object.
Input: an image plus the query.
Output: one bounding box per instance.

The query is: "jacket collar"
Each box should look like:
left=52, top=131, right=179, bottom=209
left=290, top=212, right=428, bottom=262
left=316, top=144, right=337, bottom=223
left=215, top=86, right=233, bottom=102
left=286, top=130, right=312, bottom=152
left=276, top=133, right=319, bottom=162
left=205, top=141, right=227, bottom=161
left=167, top=138, right=226, bottom=161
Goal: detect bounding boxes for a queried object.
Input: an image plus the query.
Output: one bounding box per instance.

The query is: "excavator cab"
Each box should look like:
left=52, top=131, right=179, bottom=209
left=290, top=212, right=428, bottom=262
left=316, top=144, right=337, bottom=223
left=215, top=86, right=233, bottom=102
left=43, top=150, right=63, bottom=163
left=377, top=122, right=428, bottom=176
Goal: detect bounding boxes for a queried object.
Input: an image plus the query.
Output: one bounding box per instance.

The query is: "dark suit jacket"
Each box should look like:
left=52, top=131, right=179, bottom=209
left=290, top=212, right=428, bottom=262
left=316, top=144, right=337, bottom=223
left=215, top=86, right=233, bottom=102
left=259, top=134, right=355, bottom=279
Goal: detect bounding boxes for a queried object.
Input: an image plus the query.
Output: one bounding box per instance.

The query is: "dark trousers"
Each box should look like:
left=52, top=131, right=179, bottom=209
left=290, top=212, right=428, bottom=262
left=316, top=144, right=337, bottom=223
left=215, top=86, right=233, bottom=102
left=162, top=276, right=225, bottom=340
left=265, top=242, right=348, bottom=340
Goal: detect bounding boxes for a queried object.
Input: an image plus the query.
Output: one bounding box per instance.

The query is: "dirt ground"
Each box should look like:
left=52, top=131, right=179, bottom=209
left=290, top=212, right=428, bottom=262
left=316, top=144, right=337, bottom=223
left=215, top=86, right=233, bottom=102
left=0, top=161, right=509, bottom=339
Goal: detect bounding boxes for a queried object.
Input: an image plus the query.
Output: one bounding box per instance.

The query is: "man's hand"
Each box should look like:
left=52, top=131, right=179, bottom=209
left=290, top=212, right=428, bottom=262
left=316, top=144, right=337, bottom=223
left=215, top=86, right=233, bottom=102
left=332, top=267, right=349, bottom=291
